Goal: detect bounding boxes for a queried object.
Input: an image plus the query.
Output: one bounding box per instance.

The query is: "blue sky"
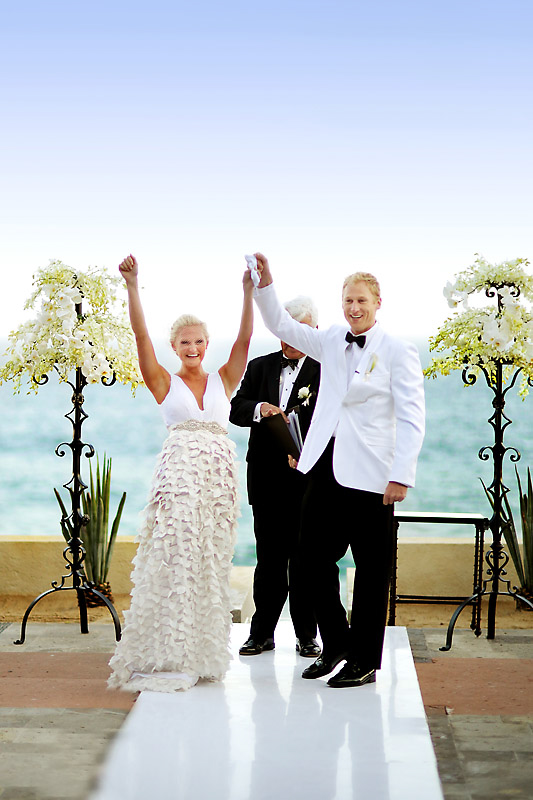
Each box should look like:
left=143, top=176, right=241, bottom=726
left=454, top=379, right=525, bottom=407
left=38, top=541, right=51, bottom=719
left=1, top=0, right=532, bottom=348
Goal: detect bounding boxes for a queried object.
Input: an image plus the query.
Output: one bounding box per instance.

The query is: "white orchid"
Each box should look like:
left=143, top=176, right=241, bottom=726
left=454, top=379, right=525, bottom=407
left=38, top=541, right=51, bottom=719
left=499, top=286, right=522, bottom=321
left=481, top=316, right=514, bottom=351
left=443, top=281, right=469, bottom=309
left=443, top=281, right=459, bottom=307
left=82, top=353, right=113, bottom=383
left=56, top=286, right=82, bottom=306
left=35, top=338, right=51, bottom=355
left=499, top=285, right=518, bottom=304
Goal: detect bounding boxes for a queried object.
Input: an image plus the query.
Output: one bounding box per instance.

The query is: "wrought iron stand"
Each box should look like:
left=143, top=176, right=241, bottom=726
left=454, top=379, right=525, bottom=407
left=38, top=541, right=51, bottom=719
left=440, top=358, right=533, bottom=651
left=14, top=357, right=122, bottom=644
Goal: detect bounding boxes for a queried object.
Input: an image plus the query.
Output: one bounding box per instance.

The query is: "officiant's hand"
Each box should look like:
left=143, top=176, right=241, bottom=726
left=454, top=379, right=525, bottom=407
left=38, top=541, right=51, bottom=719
left=254, top=253, right=273, bottom=288
left=260, top=402, right=288, bottom=422
left=288, top=455, right=299, bottom=469
left=383, top=481, right=408, bottom=505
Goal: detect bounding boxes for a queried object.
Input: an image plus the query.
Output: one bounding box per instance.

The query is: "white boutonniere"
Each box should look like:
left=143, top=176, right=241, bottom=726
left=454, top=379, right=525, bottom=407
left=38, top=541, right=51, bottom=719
left=297, top=385, right=312, bottom=406
left=364, top=354, right=379, bottom=381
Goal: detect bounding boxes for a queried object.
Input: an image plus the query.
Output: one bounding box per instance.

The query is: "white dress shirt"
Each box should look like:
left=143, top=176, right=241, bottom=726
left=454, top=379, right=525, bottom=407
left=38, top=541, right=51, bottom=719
left=253, top=356, right=306, bottom=422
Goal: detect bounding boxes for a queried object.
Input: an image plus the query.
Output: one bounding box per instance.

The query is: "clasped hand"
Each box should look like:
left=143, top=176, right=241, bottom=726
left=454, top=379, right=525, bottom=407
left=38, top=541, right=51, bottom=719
left=260, top=403, right=287, bottom=421
left=383, top=481, right=407, bottom=505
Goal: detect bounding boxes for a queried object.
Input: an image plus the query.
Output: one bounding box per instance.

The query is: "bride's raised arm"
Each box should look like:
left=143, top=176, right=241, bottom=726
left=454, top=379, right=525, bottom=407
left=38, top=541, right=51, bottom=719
left=219, top=269, right=254, bottom=397
left=119, top=255, right=171, bottom=403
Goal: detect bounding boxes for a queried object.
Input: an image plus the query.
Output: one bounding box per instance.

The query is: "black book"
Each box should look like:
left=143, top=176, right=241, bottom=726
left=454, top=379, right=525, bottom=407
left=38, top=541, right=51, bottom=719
left=261, top=411, right=302, bottom=459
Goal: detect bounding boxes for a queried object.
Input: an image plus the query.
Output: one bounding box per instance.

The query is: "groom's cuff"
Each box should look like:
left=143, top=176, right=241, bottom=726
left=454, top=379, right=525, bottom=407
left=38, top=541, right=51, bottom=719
left=253, top=282, right=275, bottom=298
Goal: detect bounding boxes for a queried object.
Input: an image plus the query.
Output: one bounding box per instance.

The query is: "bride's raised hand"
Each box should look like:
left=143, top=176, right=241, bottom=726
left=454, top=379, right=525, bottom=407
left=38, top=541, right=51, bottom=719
left=242, top=268, right=255, bottom=295
left=118, top=254, right=138, bottom=283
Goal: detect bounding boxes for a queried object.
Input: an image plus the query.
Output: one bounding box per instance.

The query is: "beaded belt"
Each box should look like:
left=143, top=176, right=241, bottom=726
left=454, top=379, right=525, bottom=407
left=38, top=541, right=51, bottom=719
left=170, top=420, right=228, bottom=436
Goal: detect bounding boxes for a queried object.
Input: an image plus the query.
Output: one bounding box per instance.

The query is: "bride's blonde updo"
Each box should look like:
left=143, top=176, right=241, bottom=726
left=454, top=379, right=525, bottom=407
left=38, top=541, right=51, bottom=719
left=169, top=314, right=210, bottom=348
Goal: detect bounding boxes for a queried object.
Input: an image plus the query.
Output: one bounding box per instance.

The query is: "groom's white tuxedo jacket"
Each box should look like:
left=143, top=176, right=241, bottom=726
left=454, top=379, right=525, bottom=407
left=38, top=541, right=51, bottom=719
left=255, top=284, right=425, bottom=494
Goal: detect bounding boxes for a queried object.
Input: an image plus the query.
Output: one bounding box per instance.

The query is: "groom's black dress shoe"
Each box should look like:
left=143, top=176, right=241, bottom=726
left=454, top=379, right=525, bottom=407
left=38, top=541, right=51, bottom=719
left=239, top=636, right=275, bottom=656
left=296, top=638, right=321, bottom=658
left=301, top=653, right=347, bottom=679
left=327, top=662, right=376, bottom=688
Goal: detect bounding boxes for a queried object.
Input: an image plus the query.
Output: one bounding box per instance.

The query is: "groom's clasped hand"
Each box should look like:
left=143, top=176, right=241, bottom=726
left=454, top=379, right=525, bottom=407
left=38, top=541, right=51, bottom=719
left=251, top=252, right=272, bottom=288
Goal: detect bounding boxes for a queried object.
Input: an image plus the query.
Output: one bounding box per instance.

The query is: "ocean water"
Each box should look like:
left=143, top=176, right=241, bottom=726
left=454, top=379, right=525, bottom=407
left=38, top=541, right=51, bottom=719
left=1, top=338, right=533, bottom=566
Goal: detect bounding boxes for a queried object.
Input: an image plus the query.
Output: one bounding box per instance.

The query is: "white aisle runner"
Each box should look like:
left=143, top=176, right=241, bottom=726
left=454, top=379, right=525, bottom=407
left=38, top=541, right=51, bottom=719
left=92, top=623, right=443, bottom=800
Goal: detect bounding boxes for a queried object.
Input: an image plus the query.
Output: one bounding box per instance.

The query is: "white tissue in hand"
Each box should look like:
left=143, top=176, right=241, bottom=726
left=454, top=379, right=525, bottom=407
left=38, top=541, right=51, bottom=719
left=245, top=254, right=260, bottom=287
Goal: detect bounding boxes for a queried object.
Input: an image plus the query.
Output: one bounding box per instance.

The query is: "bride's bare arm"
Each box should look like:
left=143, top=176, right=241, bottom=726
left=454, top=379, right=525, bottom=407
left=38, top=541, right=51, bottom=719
left=219, top=270, right=254, bottom=397
left=119, top=255, right=170, bottom=403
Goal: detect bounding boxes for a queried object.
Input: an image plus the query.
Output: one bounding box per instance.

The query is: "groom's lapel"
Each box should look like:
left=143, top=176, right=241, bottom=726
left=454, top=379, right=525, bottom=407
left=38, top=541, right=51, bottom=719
left=359, top=327, right=385, bottom=376
left=347, top=326, right=386, bottom=388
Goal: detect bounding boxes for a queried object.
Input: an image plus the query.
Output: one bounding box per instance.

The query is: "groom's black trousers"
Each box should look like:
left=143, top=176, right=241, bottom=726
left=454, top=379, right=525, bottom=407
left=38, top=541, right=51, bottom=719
left=300, top=439, right=394, bottom=670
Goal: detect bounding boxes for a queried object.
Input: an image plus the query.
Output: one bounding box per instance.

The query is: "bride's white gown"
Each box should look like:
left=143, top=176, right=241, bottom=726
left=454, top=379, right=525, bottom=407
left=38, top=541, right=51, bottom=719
left=108, top=372, right=238, bottom=692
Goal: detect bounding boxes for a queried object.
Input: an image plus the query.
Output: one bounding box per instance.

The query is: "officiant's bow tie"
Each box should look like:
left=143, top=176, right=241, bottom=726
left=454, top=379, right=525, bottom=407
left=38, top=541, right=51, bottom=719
left=280, top=355, right=300, bottom=370
left=345, top=332, right=366, bottom=348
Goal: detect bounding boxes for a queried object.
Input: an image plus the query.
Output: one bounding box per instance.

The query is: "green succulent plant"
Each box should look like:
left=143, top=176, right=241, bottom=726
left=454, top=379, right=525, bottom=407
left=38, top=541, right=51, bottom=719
left=482, top=467, right=533, bottom=601
left=54, top=453, right=126, bottom=602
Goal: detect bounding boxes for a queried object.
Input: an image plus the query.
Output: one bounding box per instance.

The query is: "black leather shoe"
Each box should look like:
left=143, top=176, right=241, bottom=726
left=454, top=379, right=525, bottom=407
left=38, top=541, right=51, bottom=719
left=301, top=653, right=347, bottom=679
left=296, top=638, right=321, bottom=658
left=327, top=662, right=376, bottom=688
left=239, top=636, right=275, bottom=656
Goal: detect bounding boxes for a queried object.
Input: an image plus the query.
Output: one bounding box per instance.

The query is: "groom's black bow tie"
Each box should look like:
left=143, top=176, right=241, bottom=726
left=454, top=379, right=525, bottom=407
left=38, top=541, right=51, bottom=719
left=345, top=332, right=366, bottom=348
left=280, top=355, right=299, bottom=370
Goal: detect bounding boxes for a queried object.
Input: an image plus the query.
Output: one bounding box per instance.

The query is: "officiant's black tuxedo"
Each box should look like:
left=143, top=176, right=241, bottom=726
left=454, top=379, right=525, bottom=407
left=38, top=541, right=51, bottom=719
left=230, top=351, right=320, bottom=643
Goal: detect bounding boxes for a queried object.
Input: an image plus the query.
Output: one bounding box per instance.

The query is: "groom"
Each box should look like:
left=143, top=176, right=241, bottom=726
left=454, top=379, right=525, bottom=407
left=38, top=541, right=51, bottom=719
left=252, top=254, right=425, bottom=687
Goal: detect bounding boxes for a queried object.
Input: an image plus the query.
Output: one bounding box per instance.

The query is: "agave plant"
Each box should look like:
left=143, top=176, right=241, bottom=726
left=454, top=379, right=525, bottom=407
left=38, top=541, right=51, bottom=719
left=482, top=467, right=533, bottom=606
left=54, top=453, right=126, bottom=606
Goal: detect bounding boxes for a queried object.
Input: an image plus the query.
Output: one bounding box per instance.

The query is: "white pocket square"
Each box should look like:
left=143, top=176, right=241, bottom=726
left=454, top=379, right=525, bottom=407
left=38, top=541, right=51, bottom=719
left=245, top=254, right=260, bottom=287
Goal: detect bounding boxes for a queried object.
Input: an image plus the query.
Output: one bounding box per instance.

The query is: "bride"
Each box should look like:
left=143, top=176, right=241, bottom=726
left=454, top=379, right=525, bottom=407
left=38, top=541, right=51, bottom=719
left=108, top=254, right=254, bottom=692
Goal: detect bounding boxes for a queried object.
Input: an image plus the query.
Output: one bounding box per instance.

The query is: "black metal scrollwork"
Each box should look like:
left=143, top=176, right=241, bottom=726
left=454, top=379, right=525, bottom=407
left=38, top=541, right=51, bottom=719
left=462, top=366, right=478, bottom=386
left=14, top=300, right=122, bottom=644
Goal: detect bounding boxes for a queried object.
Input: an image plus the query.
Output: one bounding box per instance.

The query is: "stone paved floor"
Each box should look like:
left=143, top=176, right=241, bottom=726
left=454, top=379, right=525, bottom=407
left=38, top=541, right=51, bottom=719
left=0, top=622, right=532, bottom=799
left=0, top=622, right=130, bottom=800
left=408, top=628, right=533, bottom=800
left=428, top=715, right=533, bottom=800
left=0, top=708, right=127, bottom=800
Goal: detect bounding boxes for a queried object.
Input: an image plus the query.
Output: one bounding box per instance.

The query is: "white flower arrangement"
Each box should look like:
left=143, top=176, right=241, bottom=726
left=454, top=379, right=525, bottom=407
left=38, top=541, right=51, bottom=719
left=0, top=260, right=143, bottom=393
left=425, top=255, right=533, bottom=397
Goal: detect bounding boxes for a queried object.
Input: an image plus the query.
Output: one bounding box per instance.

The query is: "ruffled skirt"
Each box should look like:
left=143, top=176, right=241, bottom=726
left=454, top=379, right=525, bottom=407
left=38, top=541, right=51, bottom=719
left=108, top=424, right=238, bottom=693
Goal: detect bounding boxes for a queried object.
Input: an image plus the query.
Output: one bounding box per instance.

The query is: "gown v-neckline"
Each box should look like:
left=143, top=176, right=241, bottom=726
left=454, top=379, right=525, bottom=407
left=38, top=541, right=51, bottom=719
left=175, top=373, right=209, bottom=412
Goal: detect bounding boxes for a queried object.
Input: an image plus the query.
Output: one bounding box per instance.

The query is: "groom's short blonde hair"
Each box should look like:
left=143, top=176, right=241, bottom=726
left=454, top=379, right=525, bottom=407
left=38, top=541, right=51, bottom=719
left=342, top=272, right=381, bottom=301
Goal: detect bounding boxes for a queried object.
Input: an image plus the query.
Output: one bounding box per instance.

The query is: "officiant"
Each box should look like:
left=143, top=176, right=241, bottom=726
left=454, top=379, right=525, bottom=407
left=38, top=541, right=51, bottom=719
left=252, top=254, right=425, bottom=688
left=230, top=296, right=321, bottom=658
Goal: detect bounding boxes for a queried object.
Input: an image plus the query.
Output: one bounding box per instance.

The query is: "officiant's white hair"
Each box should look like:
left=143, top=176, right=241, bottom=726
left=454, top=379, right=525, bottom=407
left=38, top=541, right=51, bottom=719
left=170, top=315, right=209, bottom=347
left=283, top=296, right=318, bottom=327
